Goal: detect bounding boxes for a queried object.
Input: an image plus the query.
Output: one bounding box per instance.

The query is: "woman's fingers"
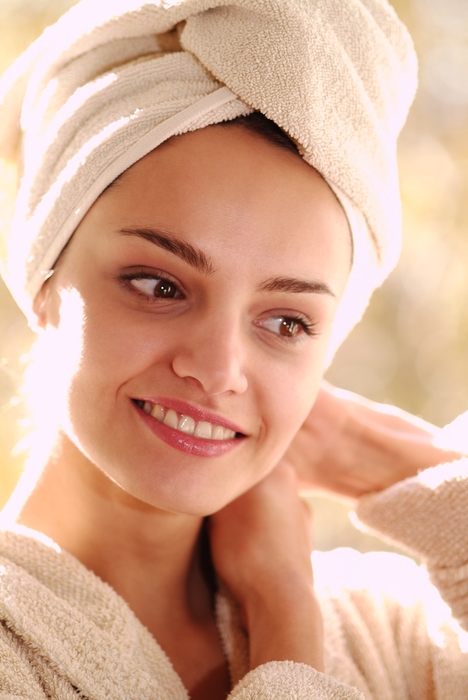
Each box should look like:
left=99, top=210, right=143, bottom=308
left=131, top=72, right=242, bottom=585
left=284, top=382, right=462, bottom=499
left=208, top=464, right=323, bottom=671
left=209, top=464, right=313, bottom=598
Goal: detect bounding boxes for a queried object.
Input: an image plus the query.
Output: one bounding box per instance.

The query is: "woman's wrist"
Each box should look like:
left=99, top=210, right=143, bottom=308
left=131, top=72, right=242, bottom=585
left=289, top=383, right=464, bottom=499
left=243, top=580, right=324, bottom=672
left=316, top=384, right=463, bottom=494
left=348, top=398, right=463, bottom=482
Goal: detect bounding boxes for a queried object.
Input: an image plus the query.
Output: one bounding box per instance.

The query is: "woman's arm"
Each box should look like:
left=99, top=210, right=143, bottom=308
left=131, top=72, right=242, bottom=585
left=356, top=458, right=468, bottom=630
left=297, top=383, right=468, bottom=631
left=283, top=382, right=463, bottom=499
left=209, top=464, right=364, bottom=699
left=209, top=464, right=323, bottom=671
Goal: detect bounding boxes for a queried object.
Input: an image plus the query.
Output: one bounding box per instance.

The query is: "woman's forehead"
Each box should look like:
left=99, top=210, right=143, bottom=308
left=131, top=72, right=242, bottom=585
left=72, top=125, right=352, bottom=298
left=120, top=124, right=351, bottom=267
left=97, top=126, right=348, bottom=241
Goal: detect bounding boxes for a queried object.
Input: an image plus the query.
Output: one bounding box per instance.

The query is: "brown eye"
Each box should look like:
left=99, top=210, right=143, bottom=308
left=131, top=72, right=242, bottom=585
left=259, top=316, right=304, bottom=338
left=152, top=279, right=178, bottom=298
left=279, top=318, right=300, bottom=337
left=130, top=277, right=181, bottom=299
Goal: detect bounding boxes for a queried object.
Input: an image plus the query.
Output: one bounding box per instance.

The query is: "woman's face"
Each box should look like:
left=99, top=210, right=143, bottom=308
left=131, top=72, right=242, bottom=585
left=39, top=125, right=351, bottom=515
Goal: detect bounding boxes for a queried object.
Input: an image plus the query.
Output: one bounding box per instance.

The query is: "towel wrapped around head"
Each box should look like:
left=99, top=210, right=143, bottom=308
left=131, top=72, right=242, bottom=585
left=0, top=0, right=417, bottom=360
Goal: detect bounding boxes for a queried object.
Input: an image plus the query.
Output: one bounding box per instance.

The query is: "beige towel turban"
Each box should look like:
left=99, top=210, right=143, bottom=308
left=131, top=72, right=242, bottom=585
left=0, top=0, right=417, bottom=360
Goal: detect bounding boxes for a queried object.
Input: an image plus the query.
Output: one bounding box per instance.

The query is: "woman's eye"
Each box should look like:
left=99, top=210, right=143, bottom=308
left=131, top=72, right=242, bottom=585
left=260, top=316, right=311, bottom=338
left=130, top=276, right=182, bottom=299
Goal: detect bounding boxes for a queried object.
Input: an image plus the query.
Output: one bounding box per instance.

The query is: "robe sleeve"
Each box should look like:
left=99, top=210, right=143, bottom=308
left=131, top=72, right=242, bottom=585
left=356, top=458, right=468, bottom=632
left=228, top=661, right=364, bottom=699
left=228, top=456, right=468, bottom=699
left=0, top=623, right=49, bottom=699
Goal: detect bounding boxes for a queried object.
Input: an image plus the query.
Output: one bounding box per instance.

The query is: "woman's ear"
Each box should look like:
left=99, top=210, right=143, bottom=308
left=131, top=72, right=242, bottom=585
left=31, top=277, right=53, bottom=331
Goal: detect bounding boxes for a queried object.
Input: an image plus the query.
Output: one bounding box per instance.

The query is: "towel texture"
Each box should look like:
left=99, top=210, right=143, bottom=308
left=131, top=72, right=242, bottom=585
left=0, top=0, right=417, bottom=357
left=1, top=458, right=467, bottom=697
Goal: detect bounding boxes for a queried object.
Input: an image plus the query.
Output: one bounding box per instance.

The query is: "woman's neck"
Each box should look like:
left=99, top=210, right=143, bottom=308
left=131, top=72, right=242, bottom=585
left=13, top=431, right=209, bottom=624
left=11, top=433, right=231, bottom=698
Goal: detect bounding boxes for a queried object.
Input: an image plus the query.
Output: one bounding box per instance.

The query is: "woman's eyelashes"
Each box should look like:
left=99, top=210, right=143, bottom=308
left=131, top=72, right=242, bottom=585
left=120, top=270, right=184, bottom=301
left=119, top=269, right=318, bottom=341
left=256, top=315, right=318, bottom=340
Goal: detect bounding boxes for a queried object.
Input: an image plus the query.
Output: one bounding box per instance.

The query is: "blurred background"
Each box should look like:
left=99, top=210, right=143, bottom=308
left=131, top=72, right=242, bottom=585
left=0, top=0, right=467, bottom=552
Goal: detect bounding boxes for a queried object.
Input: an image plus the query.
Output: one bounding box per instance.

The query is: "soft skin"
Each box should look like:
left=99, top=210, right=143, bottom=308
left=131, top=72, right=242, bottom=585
left=13, top=124, right=462, bottom=699
left=15, top=124, right=351, bottom=697
left=33, top=124, right=351, bottom=517
left=284, top=381, right=463, bottom=499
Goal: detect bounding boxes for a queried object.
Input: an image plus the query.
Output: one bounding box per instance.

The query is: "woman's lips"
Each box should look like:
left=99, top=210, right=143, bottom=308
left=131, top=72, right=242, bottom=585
left=132, top=399, right=246, bottom=458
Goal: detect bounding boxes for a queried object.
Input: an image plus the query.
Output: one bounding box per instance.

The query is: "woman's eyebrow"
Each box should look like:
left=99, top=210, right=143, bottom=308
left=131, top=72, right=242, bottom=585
left=258, top=276, right=335, bottom=297
left=118, top=227, right=214, bottom=275
left=117, top=228, right=333, bottom=296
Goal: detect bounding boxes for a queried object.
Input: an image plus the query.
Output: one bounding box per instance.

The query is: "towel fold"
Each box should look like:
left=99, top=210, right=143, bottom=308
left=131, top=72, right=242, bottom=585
left=0, top=0, right=417, bottom=357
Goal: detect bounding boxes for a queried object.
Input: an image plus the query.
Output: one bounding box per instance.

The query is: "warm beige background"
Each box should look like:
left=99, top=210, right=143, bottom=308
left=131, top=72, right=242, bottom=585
left=1, top=0, right=467, bottom=551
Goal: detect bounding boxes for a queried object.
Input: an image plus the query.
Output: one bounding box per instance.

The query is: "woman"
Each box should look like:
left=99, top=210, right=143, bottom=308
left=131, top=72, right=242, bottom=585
left=0, top=0, right=466, bottom=698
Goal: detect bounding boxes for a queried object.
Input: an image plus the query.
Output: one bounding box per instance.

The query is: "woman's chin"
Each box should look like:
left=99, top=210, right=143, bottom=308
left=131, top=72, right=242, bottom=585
left=119, top=482, right=246, bottom=518
left=103, top=462, right=256, bottom=518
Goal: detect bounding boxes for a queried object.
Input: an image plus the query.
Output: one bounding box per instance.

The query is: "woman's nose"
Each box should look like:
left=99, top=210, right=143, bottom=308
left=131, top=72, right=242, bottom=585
left=171, top=317, right=248, bottom=396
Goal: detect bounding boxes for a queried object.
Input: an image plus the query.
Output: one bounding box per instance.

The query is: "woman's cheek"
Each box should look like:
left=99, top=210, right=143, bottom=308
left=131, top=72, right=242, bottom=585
left=261, top=351, right=324, bottom=453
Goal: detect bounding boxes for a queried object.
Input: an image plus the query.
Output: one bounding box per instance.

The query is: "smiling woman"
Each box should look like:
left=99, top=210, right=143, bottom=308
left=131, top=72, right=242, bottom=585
left=0, top=0, right=466, bottom=699
left=32, top=125, right=350, bottom=517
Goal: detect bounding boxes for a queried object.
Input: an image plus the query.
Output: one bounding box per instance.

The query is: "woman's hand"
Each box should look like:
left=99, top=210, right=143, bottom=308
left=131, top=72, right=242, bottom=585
left=282, top=381, right=463, bottom=500
left=208, top=464, right=323, bottom=672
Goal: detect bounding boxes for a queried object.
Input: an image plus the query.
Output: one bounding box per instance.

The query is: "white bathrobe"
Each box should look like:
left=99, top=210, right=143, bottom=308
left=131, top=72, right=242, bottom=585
left=1, top=457, right=467, bottom=699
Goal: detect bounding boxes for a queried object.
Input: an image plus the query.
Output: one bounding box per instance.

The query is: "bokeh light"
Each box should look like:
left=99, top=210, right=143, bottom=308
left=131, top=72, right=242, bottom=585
left=0, top=0, right=467, bottom=551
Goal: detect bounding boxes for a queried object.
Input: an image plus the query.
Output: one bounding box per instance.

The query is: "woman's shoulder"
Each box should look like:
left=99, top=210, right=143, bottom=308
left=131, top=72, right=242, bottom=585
left=0, top=524, right=68, bottom=598
left=0, top=528, right=61, bottom=698
left=0, top=526, right=186, bottom=699
left=0, top=622, right=50, bottom=699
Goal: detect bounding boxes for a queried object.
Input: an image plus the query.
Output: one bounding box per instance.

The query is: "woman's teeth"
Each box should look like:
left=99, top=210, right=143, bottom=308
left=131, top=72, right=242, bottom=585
left=141, top=402, right=236, bottom=441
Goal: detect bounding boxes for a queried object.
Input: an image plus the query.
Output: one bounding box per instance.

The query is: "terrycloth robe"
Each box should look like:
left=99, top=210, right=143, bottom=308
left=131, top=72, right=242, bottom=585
left=0, top=458, right=467, bottom=699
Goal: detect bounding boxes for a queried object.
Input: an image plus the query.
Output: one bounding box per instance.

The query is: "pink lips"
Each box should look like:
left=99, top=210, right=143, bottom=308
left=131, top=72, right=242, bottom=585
left=133, top=398, right=245, bottom=458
